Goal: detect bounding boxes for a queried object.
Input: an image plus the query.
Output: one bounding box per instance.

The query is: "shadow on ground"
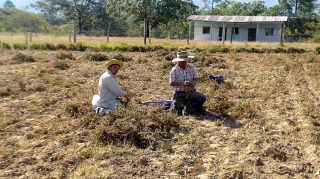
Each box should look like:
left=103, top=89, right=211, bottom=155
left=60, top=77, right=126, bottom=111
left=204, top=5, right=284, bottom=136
left=197, top=112, right=243, bottom=128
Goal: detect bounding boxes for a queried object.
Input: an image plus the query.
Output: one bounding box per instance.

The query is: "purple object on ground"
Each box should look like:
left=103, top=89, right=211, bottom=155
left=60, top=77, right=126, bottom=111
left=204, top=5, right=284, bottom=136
left=141, top=100, right=172, bottom=109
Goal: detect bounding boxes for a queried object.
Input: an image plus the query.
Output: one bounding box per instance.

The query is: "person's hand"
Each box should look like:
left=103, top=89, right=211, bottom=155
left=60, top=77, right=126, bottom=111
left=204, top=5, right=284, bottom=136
left=184, top=81, right=195, bottom=88
left=124, top=95, right=131, bottom=104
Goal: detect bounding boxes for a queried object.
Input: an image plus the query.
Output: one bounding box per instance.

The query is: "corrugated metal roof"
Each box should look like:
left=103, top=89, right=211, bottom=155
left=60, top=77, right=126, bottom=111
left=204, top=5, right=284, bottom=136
left=187, top=15, right=288, bottom=22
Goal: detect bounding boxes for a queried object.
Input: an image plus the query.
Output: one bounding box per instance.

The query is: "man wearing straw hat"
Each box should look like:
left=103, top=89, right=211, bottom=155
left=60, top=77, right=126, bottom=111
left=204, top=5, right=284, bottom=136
left=169, top=51, right=206, bottom=115
left=92, top=59, right=130, bottom=116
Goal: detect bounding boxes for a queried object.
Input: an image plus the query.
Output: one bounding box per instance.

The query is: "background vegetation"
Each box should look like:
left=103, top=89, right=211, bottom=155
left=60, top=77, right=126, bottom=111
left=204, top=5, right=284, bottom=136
left=0, top=0, right=320, bottom=41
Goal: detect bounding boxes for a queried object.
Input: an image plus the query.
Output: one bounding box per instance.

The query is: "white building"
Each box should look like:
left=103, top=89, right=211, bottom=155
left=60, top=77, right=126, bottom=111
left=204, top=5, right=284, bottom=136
left=187, top=15, right=288, bottom=43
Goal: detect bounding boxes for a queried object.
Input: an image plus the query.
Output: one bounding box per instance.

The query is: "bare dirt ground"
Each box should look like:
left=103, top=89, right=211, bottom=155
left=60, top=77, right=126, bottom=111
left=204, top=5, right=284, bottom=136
left=0, top=49, right=319, bottom=178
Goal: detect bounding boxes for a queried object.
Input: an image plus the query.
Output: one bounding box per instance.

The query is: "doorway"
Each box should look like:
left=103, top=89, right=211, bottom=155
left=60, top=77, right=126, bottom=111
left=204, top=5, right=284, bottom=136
left=219, top=27, right=227, bottom=41
left=248, top=28, right=256, bottom=41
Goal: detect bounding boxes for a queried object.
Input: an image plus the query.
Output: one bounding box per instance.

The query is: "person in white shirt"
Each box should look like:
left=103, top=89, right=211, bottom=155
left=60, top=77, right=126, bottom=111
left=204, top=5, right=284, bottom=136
left=92, top=59, right=130, bottom=116
left=169, top=51, right=206, bottom=115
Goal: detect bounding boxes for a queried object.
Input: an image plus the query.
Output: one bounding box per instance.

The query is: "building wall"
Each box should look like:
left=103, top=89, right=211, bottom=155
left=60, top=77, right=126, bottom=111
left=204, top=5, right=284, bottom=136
left=194, top=21, right=283, bottom=42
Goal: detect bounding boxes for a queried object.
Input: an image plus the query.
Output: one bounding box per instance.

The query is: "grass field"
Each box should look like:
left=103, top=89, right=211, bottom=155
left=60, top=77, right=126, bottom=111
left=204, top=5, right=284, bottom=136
left=0, top=44, right=320, bottom=177
left=1, top=32, right=320, bottom=50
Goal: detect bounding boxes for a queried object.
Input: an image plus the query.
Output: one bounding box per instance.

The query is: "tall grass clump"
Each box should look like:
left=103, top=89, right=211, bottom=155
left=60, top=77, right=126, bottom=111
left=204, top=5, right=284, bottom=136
left=287, top=47, right=306, bottom=53
left=11, top=53, right=36, bottom=63
left=68, top=43, right=87, bottom=51
left=1, top=42, right=11, bottom=49
left=44, top=43, right=58, bottom=50
left=86, top=53, right=109, bottom=61
left=315, top=46, right=320, bottom=54
left=64, top=101, right=91, bottom=118
left=56, top=52, right=75, bottom=60
left=13, top=43, right=28, bottom=50
left=206, top=94, right=233, bottom=114
left=92, top=104, right=188, bottom=150
left=52, top=60, right=70, bottom=70
left=113, top=53, right=132, bottom=62
left=271, top=47, right=286, bottom=53
left=234, top=47, right=264, bottom=53
left=56, top=43, right=68, bottom=50
left=203, top=45, right=229, bottom=53
left=113, top=43, right=131, bottom=52
left=29, top=43, right=44, bottom=50
left=99, top=44, right=113, bottom=51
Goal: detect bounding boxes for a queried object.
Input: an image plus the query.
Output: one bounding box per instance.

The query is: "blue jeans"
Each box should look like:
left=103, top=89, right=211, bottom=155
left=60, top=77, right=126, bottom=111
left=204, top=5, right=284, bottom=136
left=172, top=91, right=206, bottom=115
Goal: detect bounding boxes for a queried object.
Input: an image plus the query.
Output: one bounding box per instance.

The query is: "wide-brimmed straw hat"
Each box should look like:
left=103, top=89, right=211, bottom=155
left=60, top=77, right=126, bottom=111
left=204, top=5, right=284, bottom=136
left=105, top=59, right=124, bottom=69
left=172, top=51, right=194, bottom=63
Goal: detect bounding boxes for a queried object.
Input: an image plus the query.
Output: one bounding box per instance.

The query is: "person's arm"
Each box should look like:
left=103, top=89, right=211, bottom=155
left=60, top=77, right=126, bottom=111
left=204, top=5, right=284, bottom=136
left=189, top=65, right=197, bottom=88
left=169, top=68, right=196, bottom=88
left=104, top=76, right=126, bottom=97
left=169, top=68, right=184, bottom=87
left=170, top=81, right=185, bottom=87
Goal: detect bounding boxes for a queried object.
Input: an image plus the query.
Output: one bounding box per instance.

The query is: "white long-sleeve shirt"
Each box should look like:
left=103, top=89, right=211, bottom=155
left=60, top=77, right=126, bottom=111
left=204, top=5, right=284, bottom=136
left=97, top=70, right=126, bottom=110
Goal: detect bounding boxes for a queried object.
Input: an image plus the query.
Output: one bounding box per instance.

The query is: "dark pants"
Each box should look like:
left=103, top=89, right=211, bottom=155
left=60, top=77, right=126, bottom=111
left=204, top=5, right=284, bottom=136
left=172, top=91, right=206, bottom=115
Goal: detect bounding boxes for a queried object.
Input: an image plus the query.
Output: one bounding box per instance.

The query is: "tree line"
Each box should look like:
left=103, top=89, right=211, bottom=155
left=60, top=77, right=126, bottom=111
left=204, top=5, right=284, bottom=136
left=0, top=0, right=319, bottom=41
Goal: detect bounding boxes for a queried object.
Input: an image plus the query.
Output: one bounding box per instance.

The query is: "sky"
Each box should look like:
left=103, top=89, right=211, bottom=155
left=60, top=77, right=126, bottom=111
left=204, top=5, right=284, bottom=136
left=194, top=0, right=278, bottom=7
left=0, top=0, right=279, bottom=12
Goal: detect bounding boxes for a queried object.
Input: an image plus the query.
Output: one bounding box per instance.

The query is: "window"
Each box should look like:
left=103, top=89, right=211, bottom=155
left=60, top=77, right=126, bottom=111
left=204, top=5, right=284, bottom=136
left=232, top=27, right=239, bottom=35
left=203, top=26, right=210, bottom=34
left=265, top=28, right=273, bottom=36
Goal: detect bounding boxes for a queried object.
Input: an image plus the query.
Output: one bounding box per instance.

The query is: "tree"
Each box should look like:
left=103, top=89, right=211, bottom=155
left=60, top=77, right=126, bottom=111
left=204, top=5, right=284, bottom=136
left=202, top=0, right=221, bottom=14
left=31, top=0, right=65, bottom=26
left=272, top=0, right=318, bottom=17
left=134, top=0, right=157, bottom=44
left=105, top=0, right=134, bottom=41
left=3, top=0, right=15, bottom=9
left=33, top=0, right=104, bottom=34
left=145, top=0, right=197, bottom=39
left=202, top=0, right=266, bottom=16
left=297, top=0, right=318, bottom=17
left=262, top=3, right=292, bottom=16
left=265, top=0, right=319, bottom=41
left=232, top=1, right=266, bottom=16
left=0, top=8, right=50, bottom=33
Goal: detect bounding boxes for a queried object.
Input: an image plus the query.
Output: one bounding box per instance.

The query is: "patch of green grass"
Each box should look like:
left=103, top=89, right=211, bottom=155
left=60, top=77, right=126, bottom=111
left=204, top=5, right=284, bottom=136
left=2, top=42, right=316, bottom=54
left=1, top=42, right=11, bottom=49
left=13, top=43, right=27, bottom=50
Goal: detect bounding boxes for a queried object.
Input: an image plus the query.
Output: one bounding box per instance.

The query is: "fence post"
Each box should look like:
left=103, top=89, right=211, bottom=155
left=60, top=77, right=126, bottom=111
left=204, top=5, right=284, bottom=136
left=107, top=21, right=111, bottom=43
left=144, top=18, right=147, bottom=45
left=73, top=21, right=77, bottom=43
left=149, top=23, right=151, bottom=44
left=222, top=23, right=225, bottom=45
left=25, top=28, right=28, bottom=44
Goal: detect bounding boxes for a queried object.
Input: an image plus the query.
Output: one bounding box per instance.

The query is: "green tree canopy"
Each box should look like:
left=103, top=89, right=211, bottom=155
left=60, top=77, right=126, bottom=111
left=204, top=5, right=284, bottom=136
left=3, top=0, right=15, bottom=9
left=33, top=0, right=108, bottom=34
left=0, top=8, right=50, bottom=32
left=201, top=0, right=266, bottom=16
